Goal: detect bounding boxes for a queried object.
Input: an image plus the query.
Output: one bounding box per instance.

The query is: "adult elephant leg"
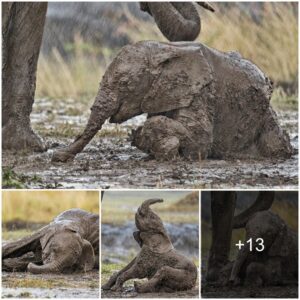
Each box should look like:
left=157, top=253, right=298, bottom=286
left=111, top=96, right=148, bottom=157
left=206, top=191, right=236, bottom=282
left=52, top=83, right=119, bottom=162
left=2, top=2, right=47, bottom=152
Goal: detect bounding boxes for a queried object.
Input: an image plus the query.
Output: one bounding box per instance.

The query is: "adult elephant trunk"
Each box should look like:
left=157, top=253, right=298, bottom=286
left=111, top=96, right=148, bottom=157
left=145, top=2, right=201, bottom=41
left=233, top=191, right=275, bottom=228
left=51, top=82, right=119, bottom=162
left=27, top=261, right=61, bottom=274
left=139, top=198, right=163, bottom=216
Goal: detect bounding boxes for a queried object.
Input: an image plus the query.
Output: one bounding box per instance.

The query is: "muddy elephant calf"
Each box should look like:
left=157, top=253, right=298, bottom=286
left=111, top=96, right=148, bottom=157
left=2, top=209, right=99, bottom=273
left=102, top=199, right=197, bottom=293
left=52, top=41, right=292, bottom=162
left=229, top=210, right=298, bottom=286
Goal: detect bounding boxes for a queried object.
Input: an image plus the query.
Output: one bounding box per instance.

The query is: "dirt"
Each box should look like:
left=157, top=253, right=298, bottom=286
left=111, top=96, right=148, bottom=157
left=2, top=98, right=298, bottom=189
left=2, top=270, right=99, bottom=298
left=102, top=286, right=199, bottom=298
left=201, top=284, right=298, bottom=298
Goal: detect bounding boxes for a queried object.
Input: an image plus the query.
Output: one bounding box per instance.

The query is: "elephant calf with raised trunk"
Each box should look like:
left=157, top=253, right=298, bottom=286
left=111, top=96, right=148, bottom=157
left=52, top=41, right=292, bottom=162
left=2, top=209, right=99, bottom=274
left=229, top=210, right=298, bottom=286
left=102, top=199, right=197, bottom=293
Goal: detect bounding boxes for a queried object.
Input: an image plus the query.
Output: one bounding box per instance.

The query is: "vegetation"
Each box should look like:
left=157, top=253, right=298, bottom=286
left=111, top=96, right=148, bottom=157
left=36, top=3, right=297, bottom=110
left=2, top=191, right=99, bottom=223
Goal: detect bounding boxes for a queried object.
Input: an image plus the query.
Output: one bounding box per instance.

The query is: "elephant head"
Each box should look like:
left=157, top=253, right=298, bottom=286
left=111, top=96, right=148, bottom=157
left=134, top=199, right=173, bottom=253
left=27, top=225, right=95, bottom=274
left=140, top=2, right=215, bottom=41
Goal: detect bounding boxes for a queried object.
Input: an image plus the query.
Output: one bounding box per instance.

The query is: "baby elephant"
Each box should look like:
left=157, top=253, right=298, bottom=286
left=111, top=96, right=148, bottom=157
left=52, top=41, right=292, bottom=162
left=102, top=199, right=197, bottom=293
left=2, top=209, right=99, bottom=273
left=229, top=210, right=298, bottom=286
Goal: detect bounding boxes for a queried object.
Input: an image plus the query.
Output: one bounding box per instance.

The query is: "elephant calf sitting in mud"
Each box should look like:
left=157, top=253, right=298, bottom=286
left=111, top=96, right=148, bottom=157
left=52, top=41, right=292, bottom=162
left=2, top=209, right=99, bottom=274
left=102, top=199, right=197, bottom=293
left=229, top=210, right=298, bottom=286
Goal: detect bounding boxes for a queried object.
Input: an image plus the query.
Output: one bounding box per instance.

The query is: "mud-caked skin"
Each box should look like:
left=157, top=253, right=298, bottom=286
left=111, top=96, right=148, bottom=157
left=102, top=199, right=197, bottom=293
left=52, top=41, right=292, bottom=162
left=229, top=210, right=298, bottom=286
left=2, top=209, right=99, bottom=274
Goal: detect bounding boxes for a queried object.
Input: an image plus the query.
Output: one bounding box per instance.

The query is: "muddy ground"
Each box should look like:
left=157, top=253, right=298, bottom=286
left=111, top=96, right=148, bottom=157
left=2, top=270, right=99, bottom=298
left=201, top=284, right=298, bottom=298
left=2, top=98, right=298, bottom=189
left=102, top=287, right=199, bottom=298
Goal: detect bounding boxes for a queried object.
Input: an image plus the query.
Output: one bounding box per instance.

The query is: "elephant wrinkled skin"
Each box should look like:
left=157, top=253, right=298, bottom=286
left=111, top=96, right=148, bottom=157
left=52, top=41, right=292, bottom=162
left=102, top=199, right=197, bottom=293
left=229, top=210, right=298, bottom=286
left=2, top=209, right=99, bottom=274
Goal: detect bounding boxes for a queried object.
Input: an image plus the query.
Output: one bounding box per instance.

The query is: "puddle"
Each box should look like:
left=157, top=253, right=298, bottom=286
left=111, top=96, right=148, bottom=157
left=2, top=98, right=298, bottom=189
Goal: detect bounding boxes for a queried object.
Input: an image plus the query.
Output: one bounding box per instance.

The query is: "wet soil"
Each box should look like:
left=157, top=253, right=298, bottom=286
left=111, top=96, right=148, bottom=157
left=2, top=270, right=99, bottom=298
left=2, top=98, right=298, bottom=189
left=102, top=286, right=199, bottom=298
left=201, top=284, right=298, bottom=298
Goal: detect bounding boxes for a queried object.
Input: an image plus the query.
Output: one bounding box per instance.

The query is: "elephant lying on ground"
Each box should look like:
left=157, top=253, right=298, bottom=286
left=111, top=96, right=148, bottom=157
left=2, top=209, right=99, bottom=273
left=52, top=41, right=292, bottom=162
left=102, top=199, right=197, bottom=293
left=229, top=210, right=298, bottom=286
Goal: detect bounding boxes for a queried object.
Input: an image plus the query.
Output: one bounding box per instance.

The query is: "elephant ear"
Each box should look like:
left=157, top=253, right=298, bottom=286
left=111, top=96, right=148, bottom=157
left=2, top=225, right=49, bottom=259
left=140, top=232, right=173, bottom=254
left=40, top=227, right=57, bottom=249
left=269, top=225, right=289, bottom=257
left=77, top=239, right=95, bottom=272
left=141, top=43, right=213, bottom=114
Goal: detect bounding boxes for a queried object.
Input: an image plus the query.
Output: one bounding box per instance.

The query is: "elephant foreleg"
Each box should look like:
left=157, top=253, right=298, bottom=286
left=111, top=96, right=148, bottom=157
left=2, top=251, right=42, bottom=272
left=132, top=115, right=203, bottom=160
left=229, top=246, right=248, bottom=285
left=207, top=192, right=236, bottom=282
left=102, top=257, right=137, bottom=290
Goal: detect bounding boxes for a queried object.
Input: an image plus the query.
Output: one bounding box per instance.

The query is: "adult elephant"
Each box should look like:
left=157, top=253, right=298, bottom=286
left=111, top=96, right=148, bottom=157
left=2, top=2, right=213, bottom=152
left=206, top=191, right=275, bottom=282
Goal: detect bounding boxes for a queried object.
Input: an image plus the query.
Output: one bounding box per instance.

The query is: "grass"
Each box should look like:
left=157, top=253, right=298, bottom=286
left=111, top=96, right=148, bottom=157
left=2, top=191, right=99, bottom=223
left=35, top=3, right=297, bottom=110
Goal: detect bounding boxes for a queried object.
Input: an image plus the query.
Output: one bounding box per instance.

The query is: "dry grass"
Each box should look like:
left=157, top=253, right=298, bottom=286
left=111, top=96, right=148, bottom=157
left=199, top=3, right=298, bottom=84
left=2, top=191, right=99, bottom=223
left=36, top=3, right=297, bottom=107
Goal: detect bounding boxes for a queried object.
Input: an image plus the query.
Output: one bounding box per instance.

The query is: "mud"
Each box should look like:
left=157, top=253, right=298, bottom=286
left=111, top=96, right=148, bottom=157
left=201, top=284, right=298, bottom=298
left=102, top=286, right=199, bottom=298
left=2, top=97, right=297, bottom=189
left=2, top=270, right=99, bottom=298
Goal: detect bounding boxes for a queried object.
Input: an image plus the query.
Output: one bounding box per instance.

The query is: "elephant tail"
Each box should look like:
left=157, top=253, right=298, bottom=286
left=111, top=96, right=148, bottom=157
left=233, top=191, right=275, bottom=228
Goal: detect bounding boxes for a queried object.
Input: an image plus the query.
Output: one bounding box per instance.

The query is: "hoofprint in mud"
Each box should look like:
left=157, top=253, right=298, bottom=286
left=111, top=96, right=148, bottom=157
left=2, top=103, right=297, bottom=189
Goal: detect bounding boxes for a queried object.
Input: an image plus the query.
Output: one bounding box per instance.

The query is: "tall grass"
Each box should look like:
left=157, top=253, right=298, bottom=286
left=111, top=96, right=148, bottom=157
left=36, top=3, right=297, bottom=106
left=2, top=191, right=99, bottom=223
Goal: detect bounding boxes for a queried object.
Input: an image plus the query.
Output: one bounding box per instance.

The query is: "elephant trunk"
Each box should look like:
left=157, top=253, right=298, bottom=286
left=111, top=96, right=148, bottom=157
left=27, top=260, right=61, bottom=274
left=139, top=198, right=163, bottom=216
left=51, top=81, right=119, bottom=162
left=233, top=191, right=275, bottom=228
left=147, top=2, right=201, bottom=41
